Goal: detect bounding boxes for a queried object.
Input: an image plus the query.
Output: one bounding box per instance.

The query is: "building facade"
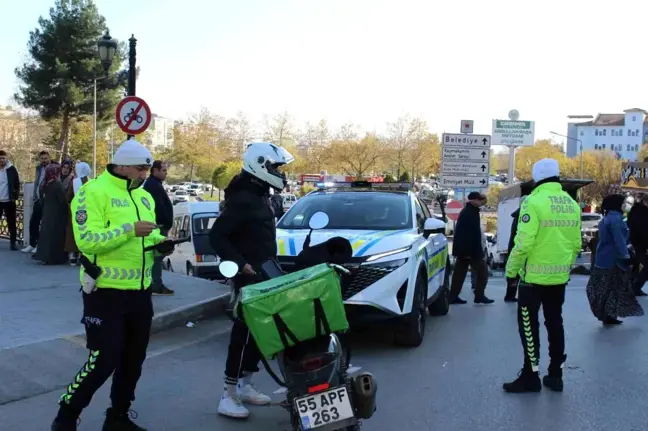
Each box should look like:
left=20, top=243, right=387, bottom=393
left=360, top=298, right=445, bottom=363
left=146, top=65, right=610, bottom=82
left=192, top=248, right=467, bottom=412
left=566, top=108, right=648, bottom=160
left=148, top=114, right=174, bottom=151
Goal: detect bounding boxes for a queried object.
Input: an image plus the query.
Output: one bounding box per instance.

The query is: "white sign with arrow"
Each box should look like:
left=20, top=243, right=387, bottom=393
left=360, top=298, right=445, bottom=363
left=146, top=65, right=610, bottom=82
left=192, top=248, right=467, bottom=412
left=442, top=147, right=490, bottom=162
left=442, top=161, right=489, bottom=176
left=440, top=176, right=488, bottom=188
left=442, top=133, right=491, bottom=148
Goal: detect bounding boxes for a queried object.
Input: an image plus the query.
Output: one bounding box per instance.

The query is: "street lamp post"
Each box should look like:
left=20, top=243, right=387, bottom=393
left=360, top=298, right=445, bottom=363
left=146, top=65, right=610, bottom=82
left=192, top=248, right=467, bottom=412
left=550, top=131, right=584, bottom=179
left=95, top=31, right=138, bottom=172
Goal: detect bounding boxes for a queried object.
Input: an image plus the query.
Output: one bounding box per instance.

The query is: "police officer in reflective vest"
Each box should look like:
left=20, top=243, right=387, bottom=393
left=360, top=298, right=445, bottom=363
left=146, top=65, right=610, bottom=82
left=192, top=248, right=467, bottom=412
left=503, top=158, right=581, bottom=393
left=52, top=140, right=171, bottom=431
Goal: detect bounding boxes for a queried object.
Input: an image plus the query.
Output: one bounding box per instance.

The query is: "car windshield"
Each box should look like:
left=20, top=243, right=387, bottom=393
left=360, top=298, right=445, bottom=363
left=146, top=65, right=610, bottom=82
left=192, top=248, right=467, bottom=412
left=193, top=212, right=218, bottom=235
left=277, top=191, right=412, bottom=230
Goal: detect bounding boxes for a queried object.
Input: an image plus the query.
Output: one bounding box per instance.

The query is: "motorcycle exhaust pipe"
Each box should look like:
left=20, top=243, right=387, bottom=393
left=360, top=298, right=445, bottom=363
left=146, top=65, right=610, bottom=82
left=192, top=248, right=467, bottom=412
left=351, top=372, right=377, bottom=420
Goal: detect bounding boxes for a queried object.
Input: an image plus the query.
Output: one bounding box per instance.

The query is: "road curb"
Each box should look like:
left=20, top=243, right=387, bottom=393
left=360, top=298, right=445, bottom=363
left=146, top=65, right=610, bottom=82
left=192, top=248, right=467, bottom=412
left=151, top=293, right=230, bottom=334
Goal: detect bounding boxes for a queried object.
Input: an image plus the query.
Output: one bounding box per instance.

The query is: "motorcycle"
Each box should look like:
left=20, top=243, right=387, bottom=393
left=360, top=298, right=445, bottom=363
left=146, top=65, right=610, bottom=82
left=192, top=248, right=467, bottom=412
left=219, top=211, right=377, bottom=431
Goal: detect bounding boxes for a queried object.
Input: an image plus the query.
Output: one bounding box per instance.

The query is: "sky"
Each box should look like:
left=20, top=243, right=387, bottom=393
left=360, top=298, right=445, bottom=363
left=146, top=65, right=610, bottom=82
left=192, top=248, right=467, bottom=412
left=2, top=0, right=648, bottom=149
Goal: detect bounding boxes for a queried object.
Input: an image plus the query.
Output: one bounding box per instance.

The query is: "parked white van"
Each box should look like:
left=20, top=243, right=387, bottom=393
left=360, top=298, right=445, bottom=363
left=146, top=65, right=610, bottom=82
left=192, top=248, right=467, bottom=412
left=281, top=193, right=298, bottom=212
left=163, top=201, right=223, bottom=279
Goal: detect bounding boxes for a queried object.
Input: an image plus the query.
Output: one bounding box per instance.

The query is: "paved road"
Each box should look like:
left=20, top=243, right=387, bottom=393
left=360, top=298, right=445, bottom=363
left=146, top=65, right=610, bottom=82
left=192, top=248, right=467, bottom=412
left=2, top=276, right=648, bottom=431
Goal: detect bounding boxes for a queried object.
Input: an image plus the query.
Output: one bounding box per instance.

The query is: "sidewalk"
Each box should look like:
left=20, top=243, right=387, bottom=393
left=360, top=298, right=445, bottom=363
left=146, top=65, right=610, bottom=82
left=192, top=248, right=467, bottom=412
left=0, top=240, right=230, bottom=405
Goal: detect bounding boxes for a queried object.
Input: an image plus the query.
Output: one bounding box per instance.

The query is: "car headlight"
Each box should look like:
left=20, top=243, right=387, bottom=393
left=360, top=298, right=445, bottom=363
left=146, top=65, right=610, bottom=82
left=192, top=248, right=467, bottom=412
left=364, top=246, right=412, bottom=263
left=364, top=258, right=408, bottom=270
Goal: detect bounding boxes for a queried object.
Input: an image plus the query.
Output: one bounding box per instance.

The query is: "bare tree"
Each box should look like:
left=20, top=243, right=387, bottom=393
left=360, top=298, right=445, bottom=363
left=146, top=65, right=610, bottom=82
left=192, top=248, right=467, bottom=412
left=264, top=111, right=294, bottom=147
left=223, top=112, right=254, bottom=160
left=298, top=119, right=331, bottom=172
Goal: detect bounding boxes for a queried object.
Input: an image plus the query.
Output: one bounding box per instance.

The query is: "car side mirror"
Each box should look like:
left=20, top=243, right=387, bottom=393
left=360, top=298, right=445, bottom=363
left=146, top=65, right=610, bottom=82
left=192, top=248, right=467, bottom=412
left=423, top=217, right=446, bottom=238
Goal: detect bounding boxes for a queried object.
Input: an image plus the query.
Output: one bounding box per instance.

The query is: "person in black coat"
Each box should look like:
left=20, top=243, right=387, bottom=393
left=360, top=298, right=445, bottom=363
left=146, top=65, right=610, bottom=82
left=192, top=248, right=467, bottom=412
left=449, top=192, right=494, bottom=304
left=504, top=198, right=524, bottom=302
left=143, top=160, right=174, bottom=295
left=0, top=150, right=20, bottom=250
left=627, top=194, right=648, bottom=296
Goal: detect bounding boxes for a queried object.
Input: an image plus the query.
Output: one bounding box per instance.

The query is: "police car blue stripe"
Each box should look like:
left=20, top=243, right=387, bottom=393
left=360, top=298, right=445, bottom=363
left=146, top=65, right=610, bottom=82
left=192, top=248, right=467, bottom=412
left=288, top=237, right=297, bottom=255
left=355, top=230, right=409, bottom=257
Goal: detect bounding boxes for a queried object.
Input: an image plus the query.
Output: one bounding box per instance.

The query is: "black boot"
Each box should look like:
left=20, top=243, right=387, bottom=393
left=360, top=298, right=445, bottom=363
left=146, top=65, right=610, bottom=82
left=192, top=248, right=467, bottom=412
left=543, top=354, right=567, bottom=392
left=503, top=367, right=541, bottom=393
left=102, top=408, right=147, bottom=431
left=51, top=418, right=78, bottom=431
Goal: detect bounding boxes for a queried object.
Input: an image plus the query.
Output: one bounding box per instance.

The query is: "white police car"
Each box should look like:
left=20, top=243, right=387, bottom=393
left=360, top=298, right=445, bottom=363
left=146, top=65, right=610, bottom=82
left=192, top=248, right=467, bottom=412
left=275, top=181, right=450, bottom=347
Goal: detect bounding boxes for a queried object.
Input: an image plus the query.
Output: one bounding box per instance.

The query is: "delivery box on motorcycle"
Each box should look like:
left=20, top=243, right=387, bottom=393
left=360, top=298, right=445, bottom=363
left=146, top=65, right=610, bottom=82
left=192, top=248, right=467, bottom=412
left=240, top=263, right=349, bottom=359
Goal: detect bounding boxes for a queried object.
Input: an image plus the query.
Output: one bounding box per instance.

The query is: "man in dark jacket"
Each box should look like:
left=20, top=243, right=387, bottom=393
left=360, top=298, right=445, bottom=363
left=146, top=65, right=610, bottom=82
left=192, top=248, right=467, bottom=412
left=209, top=142, right=294, bottom=419
left=627, top=194, right=648, bottom=296
left=449, top=192, right=494, bottom=304
left=0, top=150, right=20, bottom=250
left=504, top=197, right=525, bottom=302
left=144, top=160, right=174, bottom=295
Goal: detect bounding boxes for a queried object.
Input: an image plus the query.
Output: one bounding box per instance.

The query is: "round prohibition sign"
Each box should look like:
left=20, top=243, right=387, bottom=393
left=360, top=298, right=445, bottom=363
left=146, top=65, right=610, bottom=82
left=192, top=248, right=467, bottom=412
left=115, top=96, right=152, bottom=135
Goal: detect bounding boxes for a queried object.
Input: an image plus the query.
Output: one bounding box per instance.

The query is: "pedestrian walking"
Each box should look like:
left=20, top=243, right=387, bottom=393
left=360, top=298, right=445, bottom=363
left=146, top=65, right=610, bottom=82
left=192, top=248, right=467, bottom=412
left=144, top=160, right=174, bottom=296
left=34, top=164, right=68, bottom=265
left=65, top=162, right=92, bottom=265
left=270, top=190, right=284, bottom=221
left=449, top=191, right=494, bottom=305
left=503, top=158, right=581, bottom=394
left=22, top=150, right=51, bottom=253
left=586, top=194, right=644, bottom=324
left=626, top=193, right=648, bottom=296
left=51, top=140, right=172, bottom=431
left=0, top=150, right=20, bottom=250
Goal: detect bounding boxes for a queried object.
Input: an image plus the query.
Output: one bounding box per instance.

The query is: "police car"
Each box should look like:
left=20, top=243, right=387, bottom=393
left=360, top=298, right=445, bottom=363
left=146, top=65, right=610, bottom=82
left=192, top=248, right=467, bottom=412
left=275, top=181, right=451, bottom=347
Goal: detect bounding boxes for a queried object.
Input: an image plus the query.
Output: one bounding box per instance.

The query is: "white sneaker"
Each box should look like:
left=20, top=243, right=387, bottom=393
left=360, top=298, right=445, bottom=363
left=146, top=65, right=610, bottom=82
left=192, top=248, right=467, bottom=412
left=21, top=245, right=34, bottom=253
left=31, top=247, right=37, bottom=254
left=237, top=382, right=271, bottom=405
left=218, top=392, right=250, bottom=419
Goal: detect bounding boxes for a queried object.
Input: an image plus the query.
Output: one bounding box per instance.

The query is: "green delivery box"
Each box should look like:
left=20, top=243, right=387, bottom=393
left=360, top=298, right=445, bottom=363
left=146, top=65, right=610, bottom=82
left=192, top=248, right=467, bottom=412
left=240, top=263, right=349, bottom=359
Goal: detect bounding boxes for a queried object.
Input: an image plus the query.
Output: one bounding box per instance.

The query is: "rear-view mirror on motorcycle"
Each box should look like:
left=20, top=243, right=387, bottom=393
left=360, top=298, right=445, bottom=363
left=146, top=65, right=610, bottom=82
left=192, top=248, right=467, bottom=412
left=309, top=211, right=329, bottom=230
left=219, top=261, right=239, bottom=278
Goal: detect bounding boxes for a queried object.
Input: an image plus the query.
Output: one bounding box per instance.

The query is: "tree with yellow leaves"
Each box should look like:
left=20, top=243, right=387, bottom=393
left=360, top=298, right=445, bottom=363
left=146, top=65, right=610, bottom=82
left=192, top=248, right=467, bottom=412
left=330, top=132, right=383, bottom=179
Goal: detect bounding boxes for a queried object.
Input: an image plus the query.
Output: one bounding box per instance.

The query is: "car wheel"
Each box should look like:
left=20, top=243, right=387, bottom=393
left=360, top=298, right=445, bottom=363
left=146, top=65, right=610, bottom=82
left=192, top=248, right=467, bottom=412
left=428, top=275, right=450, bottom=317
left=165, top=259, right=174, bottom=272
left=187, top=263, right=195, bottom=277
left=394, top=274, right=427, bottom=347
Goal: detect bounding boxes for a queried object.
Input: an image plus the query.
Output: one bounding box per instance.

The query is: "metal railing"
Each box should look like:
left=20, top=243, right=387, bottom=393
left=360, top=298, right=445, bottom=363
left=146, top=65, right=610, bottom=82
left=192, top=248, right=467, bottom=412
left=0, top=195, right=25, bottom=244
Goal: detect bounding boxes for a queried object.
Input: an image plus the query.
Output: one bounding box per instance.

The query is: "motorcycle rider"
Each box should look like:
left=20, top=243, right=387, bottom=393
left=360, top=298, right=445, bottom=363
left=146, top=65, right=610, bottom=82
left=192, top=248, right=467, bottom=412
left=209, top=142, right=295, bottom=419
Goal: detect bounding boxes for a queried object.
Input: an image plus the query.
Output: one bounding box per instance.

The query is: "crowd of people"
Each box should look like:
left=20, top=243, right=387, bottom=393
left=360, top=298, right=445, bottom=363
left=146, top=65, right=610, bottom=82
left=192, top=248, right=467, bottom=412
left=9, top=151, right=94, bottom=265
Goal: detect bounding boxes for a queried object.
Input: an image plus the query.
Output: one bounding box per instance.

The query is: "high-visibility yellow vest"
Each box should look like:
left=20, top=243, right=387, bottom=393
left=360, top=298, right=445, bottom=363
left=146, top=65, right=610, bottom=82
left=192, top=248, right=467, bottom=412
left=71, top=169, right=165, bottom=290
left=506, top=182, right=582, bottom=285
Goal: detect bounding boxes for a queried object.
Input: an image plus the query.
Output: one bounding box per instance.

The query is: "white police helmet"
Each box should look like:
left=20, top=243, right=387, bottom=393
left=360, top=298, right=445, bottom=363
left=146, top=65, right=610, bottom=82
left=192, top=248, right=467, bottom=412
left=242, top=142, right=295, bottom=191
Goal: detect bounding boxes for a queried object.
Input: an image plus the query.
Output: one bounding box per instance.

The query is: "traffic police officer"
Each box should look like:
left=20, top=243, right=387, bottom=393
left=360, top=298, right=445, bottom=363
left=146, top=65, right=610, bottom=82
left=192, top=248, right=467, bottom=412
left=503, top=158, right=581, bottom=393
left=52, top=140, right=170, bottom=431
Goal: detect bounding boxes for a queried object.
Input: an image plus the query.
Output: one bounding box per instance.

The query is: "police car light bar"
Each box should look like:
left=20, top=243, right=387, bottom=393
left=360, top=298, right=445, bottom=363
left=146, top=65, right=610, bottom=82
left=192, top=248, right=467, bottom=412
left=315, top=181, right=413, bottom=191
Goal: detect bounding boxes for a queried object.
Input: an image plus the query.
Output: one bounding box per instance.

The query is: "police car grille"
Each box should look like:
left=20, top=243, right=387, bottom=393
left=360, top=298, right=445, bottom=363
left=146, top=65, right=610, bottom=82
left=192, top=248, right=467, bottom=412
left=341, top=267, right=395, bottom=300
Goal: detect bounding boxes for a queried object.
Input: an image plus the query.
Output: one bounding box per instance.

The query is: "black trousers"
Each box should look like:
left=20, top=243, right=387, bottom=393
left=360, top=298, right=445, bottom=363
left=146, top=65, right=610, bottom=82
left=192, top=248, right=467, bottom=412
left=450, top=257, right=488, bottom=298
left=0, top=201, right=17, bottom=244
left=517, top=283, right=566, bottom=371
left=58, top=288, right=153, bottom=417
left=224, top=275, right=262, bottom=384
left=29, top=199, right=43, bottom=247
left=631, top=251, right=648, bottom=293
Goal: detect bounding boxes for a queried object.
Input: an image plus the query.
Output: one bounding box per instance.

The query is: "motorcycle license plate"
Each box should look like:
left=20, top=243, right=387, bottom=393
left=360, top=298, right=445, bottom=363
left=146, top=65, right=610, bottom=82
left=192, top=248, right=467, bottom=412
left=294, top=386, right=354, bottom=430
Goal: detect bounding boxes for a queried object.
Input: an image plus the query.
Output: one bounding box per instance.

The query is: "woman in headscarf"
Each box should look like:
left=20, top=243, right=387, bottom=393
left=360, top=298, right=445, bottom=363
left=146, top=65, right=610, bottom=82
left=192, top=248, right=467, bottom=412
left=64, top=162, right=91, bottom=265
left=60, top=159, right=75, bottom=192
left=34, top=163, right=69, bottom=265
left=586, top=194, right=644, bottom=325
